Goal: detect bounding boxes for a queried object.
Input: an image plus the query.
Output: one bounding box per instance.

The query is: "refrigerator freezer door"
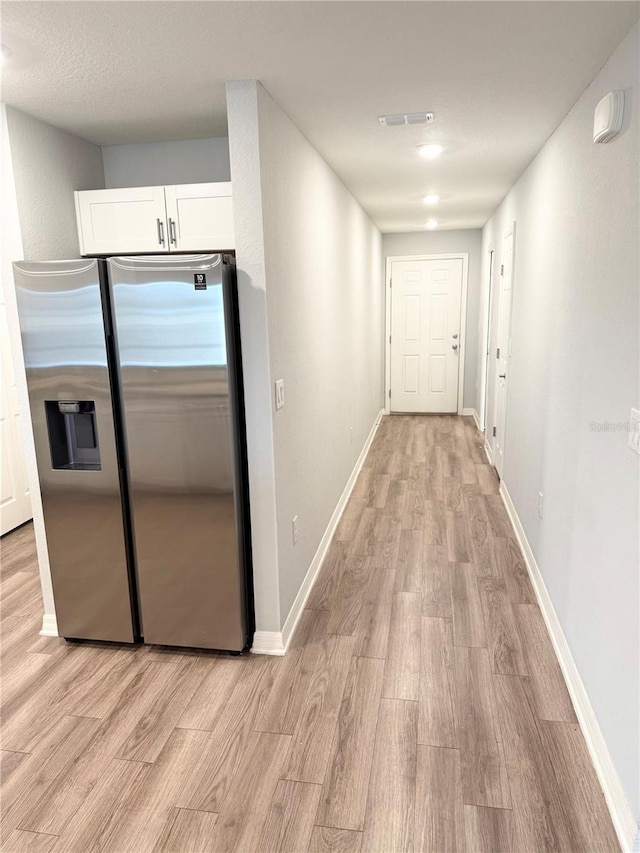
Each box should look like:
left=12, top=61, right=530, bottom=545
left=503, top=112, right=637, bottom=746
left=108, top=254, right=247, bottom=650
left=12, top=259, right=135, bottom=642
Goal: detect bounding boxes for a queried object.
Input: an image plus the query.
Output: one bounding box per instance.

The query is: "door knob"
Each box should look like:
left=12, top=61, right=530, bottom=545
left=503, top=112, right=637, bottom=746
left=452, top=333, right=458, bottom=339
left=499, top=373, right=506, bottom=379
left=452, top=344, right=458, bottom=350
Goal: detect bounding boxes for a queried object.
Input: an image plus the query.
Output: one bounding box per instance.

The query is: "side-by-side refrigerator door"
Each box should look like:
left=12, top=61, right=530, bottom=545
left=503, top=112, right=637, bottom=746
left=108, top=254, right=248, bottom=651
left=12, top=259, right=136, bottom=642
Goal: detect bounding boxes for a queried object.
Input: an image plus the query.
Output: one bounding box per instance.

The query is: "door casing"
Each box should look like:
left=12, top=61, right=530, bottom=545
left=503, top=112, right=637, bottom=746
left=1, top=288, right=32, bottom=535
left=491, top=224, right=516, bottom=478
left=478, top=249, right=495, bottom=434
left=385, top=253, right=469, bottom=415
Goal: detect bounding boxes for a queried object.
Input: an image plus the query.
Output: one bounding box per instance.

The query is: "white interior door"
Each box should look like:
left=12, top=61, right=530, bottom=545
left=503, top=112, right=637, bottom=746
left=0, top=293, right=31, bottom=535
left=390, top=257, right=463, bottom=413
left=493, top=227, right=515, bottom=478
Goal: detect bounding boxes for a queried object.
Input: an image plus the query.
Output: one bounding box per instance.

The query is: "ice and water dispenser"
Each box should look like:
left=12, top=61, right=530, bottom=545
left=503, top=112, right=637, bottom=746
left=45, top=401, right=101, bottom=470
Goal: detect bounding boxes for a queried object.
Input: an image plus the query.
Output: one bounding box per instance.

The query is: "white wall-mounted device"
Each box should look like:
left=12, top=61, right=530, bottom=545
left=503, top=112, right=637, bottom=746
left=593, top=91, right=625, bottom=143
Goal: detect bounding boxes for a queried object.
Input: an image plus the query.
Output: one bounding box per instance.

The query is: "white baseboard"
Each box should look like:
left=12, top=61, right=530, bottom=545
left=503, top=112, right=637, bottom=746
left=250, top=630, right=286, bottom=655
left=462, top=407, right=481, bottom=431
left=40, top=613, right=58, bottom=637
left=251, top=408, right=384, bottom=656
left=465, top=409, right=492, bottom=463
left=499, top=482, right=638, bottom=853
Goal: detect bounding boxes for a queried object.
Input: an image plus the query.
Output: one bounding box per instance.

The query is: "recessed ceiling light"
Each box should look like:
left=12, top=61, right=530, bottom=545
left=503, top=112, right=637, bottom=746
left=425, top=219, right=438, bottom=230
left=418, top=143, right=445, bottom=159
left=423, top=193, right=440, bottom=205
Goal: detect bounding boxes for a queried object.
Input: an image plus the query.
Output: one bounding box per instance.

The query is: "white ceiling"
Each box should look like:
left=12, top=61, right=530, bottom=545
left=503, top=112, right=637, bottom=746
left=2, top=1, right=638, bottom=231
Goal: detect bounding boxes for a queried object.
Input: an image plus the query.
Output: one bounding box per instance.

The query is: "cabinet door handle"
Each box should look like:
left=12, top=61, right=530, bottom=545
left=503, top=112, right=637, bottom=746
left=169, top=218, right=177, bottom=246
left=157, top=218, right=165, bottom=246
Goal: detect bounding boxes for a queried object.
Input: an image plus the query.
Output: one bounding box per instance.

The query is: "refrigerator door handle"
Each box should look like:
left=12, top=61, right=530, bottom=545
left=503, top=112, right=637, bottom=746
left=168, top=218, right=177, bottom=246
left=157, top=218, right=165, bottom=247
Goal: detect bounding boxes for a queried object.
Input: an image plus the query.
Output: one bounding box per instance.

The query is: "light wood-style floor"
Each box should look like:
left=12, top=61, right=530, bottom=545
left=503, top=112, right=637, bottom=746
left=0, top=415, right=620, bottom=852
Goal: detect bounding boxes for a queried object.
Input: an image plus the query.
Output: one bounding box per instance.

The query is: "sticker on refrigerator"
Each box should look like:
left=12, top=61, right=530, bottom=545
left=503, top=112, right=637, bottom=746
left=194, top=273, right=207, bottom=290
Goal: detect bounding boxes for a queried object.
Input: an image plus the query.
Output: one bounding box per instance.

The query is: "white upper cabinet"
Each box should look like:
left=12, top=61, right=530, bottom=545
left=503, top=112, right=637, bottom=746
left=75, top=186, right=169, bottom=255
left=164, top=183, right=234, bottom=252
left=75, top=182, right=235, bottom=256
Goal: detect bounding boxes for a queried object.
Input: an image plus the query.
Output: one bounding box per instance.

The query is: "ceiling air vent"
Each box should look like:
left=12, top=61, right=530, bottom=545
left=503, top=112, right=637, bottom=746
left=378, top=112, right=434, bottom=127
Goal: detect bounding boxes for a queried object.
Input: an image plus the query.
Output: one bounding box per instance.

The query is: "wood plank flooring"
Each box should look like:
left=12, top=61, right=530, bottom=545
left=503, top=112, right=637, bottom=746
left=0, top=415, right=620, bottom=852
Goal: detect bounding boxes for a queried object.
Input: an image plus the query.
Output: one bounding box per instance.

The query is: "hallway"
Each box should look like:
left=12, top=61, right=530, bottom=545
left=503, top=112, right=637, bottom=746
left=0, top=415, right=620, bottom=852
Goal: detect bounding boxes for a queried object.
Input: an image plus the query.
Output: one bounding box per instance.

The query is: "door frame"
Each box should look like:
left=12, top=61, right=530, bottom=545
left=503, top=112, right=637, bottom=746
left=0, top=298, right=32, bottom=535
left=385, top=253, right=469, bottom=416
left=490, top=222, right=516, bottom=477
left=478, top=249, right=495, bottom=434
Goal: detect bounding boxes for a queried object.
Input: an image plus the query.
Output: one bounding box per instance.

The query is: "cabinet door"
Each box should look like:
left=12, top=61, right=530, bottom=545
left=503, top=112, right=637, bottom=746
left=164, top=183, right=235, bottom=251
left=75, top=187, right=168, bottom=255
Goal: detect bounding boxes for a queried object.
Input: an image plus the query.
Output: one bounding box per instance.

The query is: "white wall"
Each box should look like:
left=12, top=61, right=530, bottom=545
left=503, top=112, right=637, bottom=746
left=226, top=82, right=281, bottom=634
left=480, top=23, right=639, bottom=837
left=6, top=107, right=105, bottom=259
left=102, top=137, right=231, bottom=188
left=3, top=107, right=107, bottom=629
left=227, top=80, right=383, bottom=634
left=382, top=229, right=483, bottom=412
left=258, top=86, right=384, bottom=622
left=1, top=106, right=52, bottom=619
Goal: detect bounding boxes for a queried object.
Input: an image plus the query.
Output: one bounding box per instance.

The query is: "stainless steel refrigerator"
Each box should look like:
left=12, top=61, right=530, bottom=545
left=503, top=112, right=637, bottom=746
left=12, top=254, right=253, bottom=651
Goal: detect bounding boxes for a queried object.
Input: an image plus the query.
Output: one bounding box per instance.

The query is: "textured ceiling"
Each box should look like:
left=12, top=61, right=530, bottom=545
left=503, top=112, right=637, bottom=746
left=2, top=1, right=639, bottom=231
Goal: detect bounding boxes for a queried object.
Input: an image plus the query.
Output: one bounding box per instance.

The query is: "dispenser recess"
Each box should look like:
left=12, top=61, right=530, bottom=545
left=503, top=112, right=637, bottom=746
left=45, top=400, right=101, bottom=470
